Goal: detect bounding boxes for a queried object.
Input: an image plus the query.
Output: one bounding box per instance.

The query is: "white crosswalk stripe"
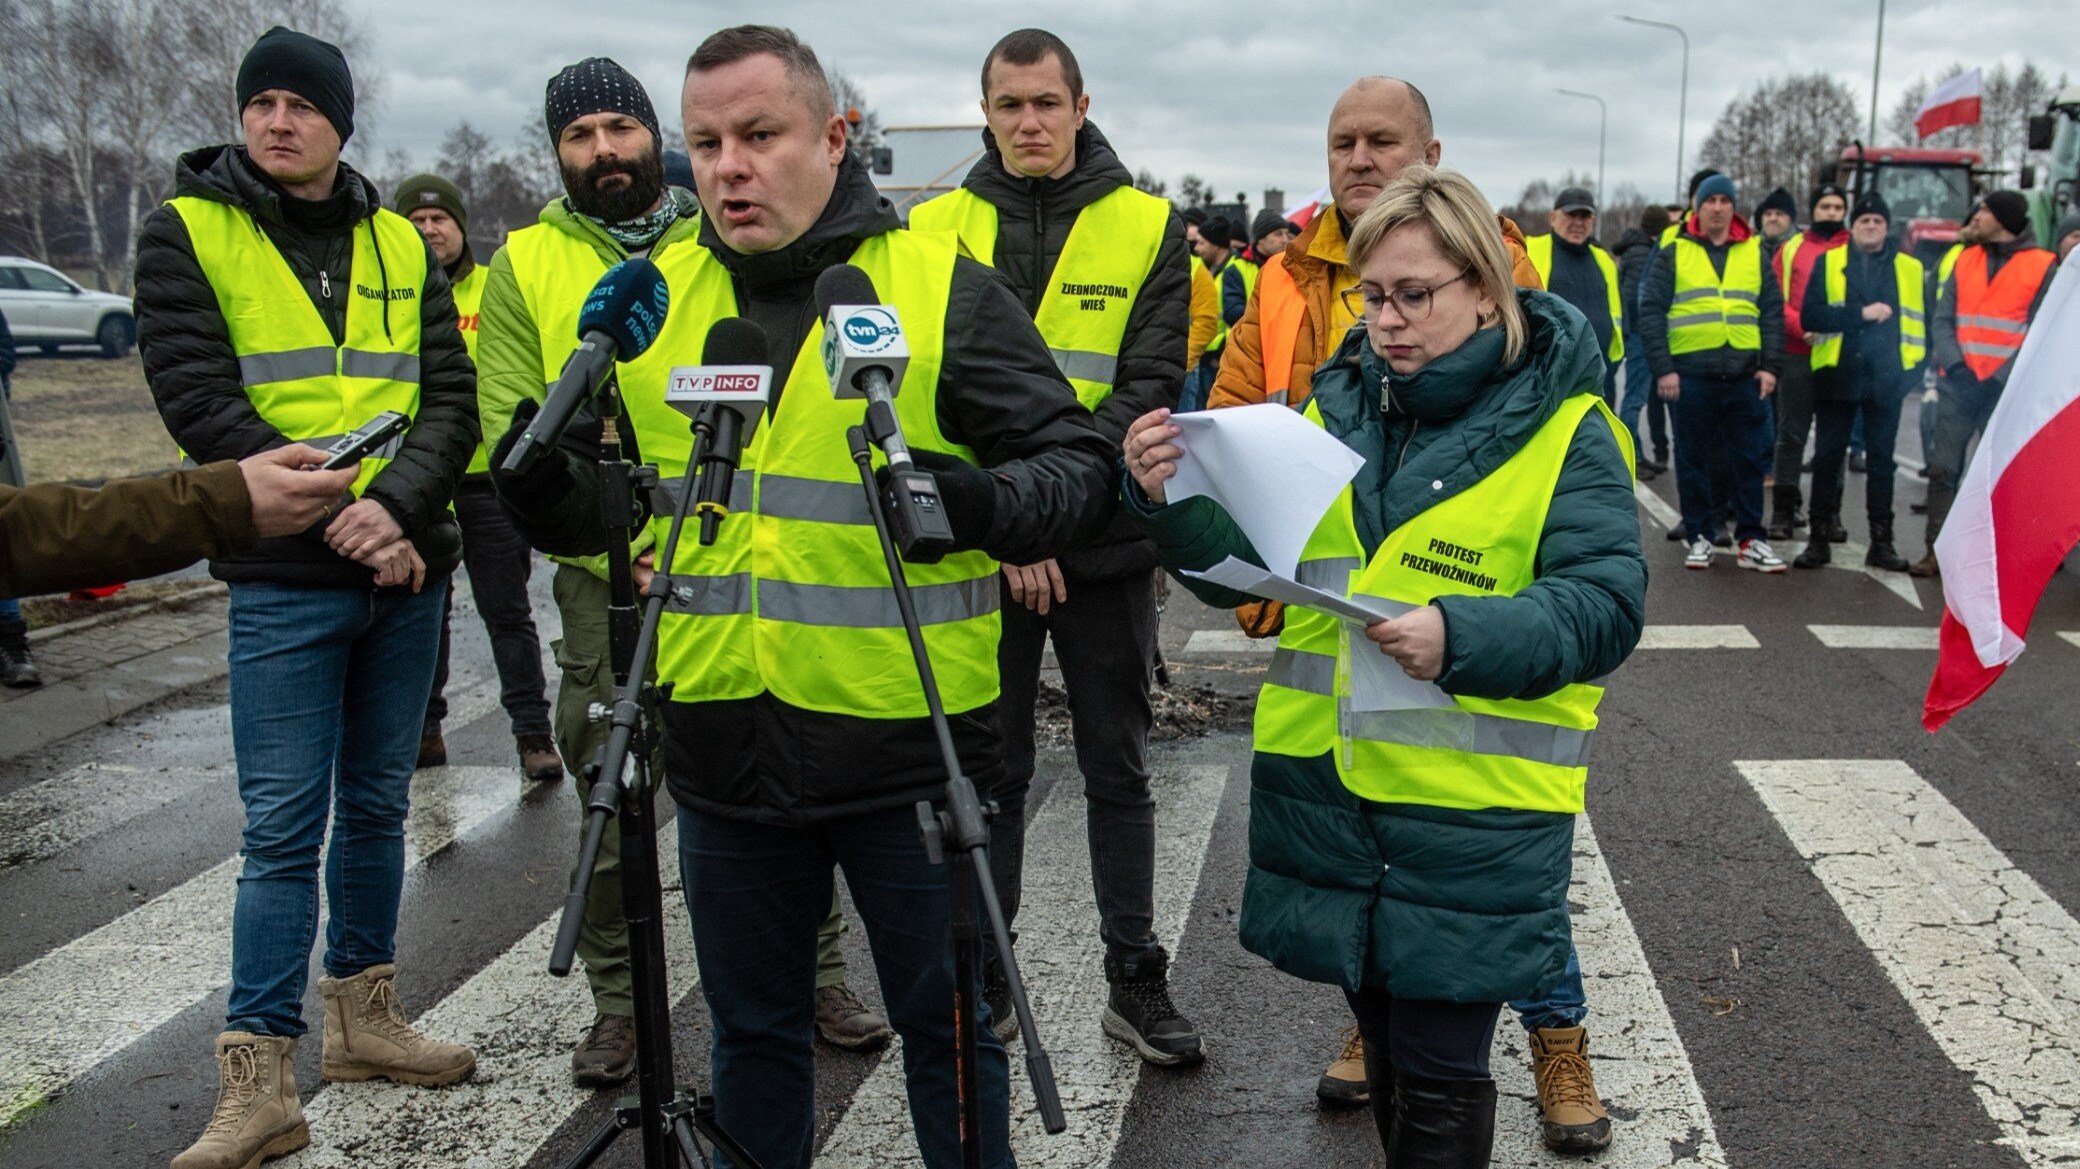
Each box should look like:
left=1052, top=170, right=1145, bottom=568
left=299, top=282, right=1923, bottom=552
left=1636, top=625, right=1760, bottom=649
left=1739, top=760, right=2080, bottom=1163
left=1806, top=625, right=1940, bottom=649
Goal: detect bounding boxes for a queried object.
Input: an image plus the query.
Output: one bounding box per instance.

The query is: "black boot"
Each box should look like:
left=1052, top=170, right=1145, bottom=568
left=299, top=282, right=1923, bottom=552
left=1865, top=519, right=1910, bottom=572
left=1826, top=516, right=1848, bottom=542
left=0, top=618, right=41, bottom=688
left=1101, top=948, right=1203, bottom=1067
left=1384, top=1071, right=1497, bottom=1168
left=1794, top=521, right=1833, bottom=569
left=1359, top=1026, right=1397, bottom=1151
left=1767, top=484, right=1801, bottom=541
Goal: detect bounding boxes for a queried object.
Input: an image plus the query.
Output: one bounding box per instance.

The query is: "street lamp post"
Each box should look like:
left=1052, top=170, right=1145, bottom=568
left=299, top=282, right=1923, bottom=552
left=1556, top=88, right=1608, bottom=204
left=1869, top=0, right=1886, bottom=146
left=1617, top=15, right=1691, bottom=203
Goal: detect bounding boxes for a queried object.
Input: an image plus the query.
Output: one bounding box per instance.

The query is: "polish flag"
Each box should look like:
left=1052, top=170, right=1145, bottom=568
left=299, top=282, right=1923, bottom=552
left=1924, top=249, right=2080, bottom=731
left=1915, top=68, right=1983, bottom=139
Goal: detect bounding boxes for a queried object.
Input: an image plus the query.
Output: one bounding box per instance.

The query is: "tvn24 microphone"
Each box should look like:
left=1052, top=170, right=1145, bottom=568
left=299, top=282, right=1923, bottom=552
left=500, top=257, right=671, bottom=476
left=664, top=318, right=772, bottom=544
left=814, top=265, right=956, bottom=563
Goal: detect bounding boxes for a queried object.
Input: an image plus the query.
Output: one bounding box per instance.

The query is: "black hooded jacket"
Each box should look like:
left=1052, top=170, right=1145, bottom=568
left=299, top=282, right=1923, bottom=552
left=941, top=122, right=1189, bottom=581
left=133, top=146, right=475, bottom=587
left=497, top=152, right=1117, bottom=824
left=1610, top=227, right=1657, bottom=320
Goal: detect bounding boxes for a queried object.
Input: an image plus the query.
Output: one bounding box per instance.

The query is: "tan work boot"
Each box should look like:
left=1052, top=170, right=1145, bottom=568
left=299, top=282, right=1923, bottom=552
left=318, top=964, right=476, bottom=1086
left=170, top=1032, right=308, bottom=1169
left=1530, top=1025, right=1613, bottom=1153
left=1314, top=1025, right=1369, bottom=1108
left=814, top=982, right=894, bottom=1052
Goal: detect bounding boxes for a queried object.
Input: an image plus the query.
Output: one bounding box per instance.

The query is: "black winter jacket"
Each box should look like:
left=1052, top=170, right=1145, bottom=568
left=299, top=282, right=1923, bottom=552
left=944, top=122, right=1189, bottom=582
left=1800, top=240, right=1925, bottom=403
left=1610, top=228, right=1656, bottom=320
left=134, top=146, right=474, bottom=587
left=496, top=152, right=1117, bottom=824
left=1637, top=215, right=1786, bottom=382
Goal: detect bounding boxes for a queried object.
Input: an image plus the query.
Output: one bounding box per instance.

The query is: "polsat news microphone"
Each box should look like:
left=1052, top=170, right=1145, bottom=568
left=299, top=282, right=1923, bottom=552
left=664, top=318, right=773, bottom=545
left=814, top=264, right=957, bottom=563
left=500, top=257, right=670, bottom=476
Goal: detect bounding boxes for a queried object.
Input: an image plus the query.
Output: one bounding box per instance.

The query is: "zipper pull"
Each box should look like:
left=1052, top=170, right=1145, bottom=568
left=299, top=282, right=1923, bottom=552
left=319, top=269, right=331, bottom=299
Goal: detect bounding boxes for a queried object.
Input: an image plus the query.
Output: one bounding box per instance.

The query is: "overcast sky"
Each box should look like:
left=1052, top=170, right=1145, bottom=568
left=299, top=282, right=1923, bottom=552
left=342, top=0, right=2073, bottom=211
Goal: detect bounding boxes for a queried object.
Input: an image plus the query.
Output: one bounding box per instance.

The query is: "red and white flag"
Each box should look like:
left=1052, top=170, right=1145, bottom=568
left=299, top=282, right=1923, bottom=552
left=1916, top=68, right=1983, bottom=139
left=1924, top=249, right=2080, bottom=731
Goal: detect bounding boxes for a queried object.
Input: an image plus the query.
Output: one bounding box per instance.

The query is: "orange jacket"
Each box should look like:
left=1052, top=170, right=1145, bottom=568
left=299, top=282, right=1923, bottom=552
left=1187, top=255, right=1219, bottom=372
left=1208, top=209, right=1541, bottom=410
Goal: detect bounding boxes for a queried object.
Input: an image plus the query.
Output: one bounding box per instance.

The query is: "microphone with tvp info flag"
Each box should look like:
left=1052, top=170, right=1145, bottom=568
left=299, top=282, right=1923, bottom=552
left=814, top=264, right=956, bottom=563
left=499, top=257, right=670, bottom=476
left=665, top=317, right=772, bottom=545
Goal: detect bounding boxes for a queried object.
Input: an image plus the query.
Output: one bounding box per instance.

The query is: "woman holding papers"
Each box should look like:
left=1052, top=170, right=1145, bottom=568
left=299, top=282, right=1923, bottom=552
left=1123, top=166, right=1645, bottom=1167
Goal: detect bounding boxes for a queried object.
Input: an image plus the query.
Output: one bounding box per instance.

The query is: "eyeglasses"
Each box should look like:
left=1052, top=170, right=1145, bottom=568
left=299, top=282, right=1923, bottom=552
left=1341, top=269, right=1472, bottom=323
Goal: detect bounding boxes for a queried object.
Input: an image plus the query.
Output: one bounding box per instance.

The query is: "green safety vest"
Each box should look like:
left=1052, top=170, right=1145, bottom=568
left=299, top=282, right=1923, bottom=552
left=168, top=197, right=427, bottom=498
left=1809, top=247, right=1927, bottom=372
left=1252, top=392, right=1631, bottom=814
left=608, top=229, right=1001, bottom=718
left=1523, top=234, right=1625, bottom=363
left=1667, top=235, right=1762, bottom=355
left=910, top=185, right=1170, bottom=409
left=451, top=264, right=489, bottom=474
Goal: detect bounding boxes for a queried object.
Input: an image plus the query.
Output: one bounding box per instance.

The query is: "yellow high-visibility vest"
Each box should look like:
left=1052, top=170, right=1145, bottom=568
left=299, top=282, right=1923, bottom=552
left=1253, top=392, right=1631, bottom=814
left=451, top=263, right=489, bottom=473
left=168, top=197, right=428, bottom=498
left=910, top=185, right=1169, bottom=409
left=1523, top=234, right=1625, bottom=363
left=1666, top=235, right=1762, bottom=355
left=1809, top=247, right=1927, bottom=372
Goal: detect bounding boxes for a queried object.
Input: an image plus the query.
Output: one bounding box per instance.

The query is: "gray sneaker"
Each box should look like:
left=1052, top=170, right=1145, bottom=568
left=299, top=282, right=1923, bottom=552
left=814, top=983, right=893, bottom=1051
left=1684, top=537, right=1715, bottom=570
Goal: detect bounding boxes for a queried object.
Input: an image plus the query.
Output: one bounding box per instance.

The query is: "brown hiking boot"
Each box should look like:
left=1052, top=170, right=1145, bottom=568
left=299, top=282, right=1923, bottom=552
left=517, top=734, right=564, bottom=784
left=1314, top=1025, right=1370, bottom=1109
left=1530, top=1025, right=1613, bottom=1153
left=571, top=1013, right=637, bottom=1087
left=814, top=982, right=893, bottom=1051
left=1909, top=553, right=1941, bottom=578
left=170, top=1032, right=308, bottom=1169
left=318, top=964, right=475, bottom=1086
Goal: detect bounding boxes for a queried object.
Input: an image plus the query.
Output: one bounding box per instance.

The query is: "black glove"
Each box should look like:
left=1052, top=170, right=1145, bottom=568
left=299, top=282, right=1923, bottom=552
left=881, top=449, right=998, bottom=550
left=488, top=401, right=566, bottom=511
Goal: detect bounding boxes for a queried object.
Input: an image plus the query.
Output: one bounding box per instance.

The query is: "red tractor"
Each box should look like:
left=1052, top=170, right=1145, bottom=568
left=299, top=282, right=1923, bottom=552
left=1833, top=143, right=1986, bottom=271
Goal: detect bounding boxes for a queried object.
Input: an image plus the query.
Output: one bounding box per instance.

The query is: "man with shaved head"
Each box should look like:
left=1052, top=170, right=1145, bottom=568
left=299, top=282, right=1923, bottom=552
left=1207, top=76, right=1613, bottom=1157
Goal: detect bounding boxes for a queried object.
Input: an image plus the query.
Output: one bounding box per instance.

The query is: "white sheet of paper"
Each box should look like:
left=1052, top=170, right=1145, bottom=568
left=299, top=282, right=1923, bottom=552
left=1182, top=557, right=1389, bottom=625
left=1166, top=404, right=1366, bottom=578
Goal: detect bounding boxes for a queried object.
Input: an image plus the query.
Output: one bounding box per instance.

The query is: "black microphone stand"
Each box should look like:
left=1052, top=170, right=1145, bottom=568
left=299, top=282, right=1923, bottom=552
left=845, top=417, right=1068, bottom=1169
left=550, top=380, right=761, bottom=1169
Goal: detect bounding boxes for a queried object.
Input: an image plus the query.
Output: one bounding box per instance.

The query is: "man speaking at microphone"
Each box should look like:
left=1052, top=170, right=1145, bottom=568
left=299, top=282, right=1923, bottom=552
left=476, top=57, right=890, bottom=1085
left=489, top=26, right=1113, bottom=1169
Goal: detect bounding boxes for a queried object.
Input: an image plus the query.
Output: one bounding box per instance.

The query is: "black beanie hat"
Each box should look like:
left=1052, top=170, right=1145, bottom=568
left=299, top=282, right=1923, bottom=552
left=1980, top=190, right=2030, bottom=236
left=1850, top=191, right=1891, bottom=225
left=393, top=173, right=468, bottom=235
left=1809, top=182, right=1847, bottom=214
left=545, top=58, right=660, bottom=146
left=1199, top=217, right=1235, bottom=247
left=1756, top=187, right=1796, bottom=220
left=237, top=26, right=355, bottom=144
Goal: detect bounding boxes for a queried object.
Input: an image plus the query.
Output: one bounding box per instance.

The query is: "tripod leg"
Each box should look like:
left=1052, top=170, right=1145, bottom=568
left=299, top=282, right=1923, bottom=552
left=671, top=1114, right=710, bottom=1169
left=557, top=1113, right=627, bottom=1169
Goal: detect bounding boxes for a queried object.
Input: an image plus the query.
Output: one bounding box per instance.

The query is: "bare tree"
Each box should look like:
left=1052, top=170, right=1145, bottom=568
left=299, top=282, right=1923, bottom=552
left=1133, top=168, right=1168, bottom=199
left=827, top=69, right=883, bottom=155
left=1699, top=73, right=1860, bottom=206
left=1175, top=174, right=1213, bottom=209
left=438, top=121, right=495, bottom=201
left=1888, top=61, right=2068, bottom=175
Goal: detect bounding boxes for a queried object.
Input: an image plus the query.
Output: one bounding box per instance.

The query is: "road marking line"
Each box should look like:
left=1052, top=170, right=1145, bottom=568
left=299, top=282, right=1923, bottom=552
left=1180, top=629, right=1275, bottom=655
left=1806, top=625, right=1939, bottom=650
left=814, top=763, right=1229, bottom=1168
left=1789, top=540, right=1924, bottom=610
left=1738, top=760, right=2080, bottom=1163
left=1636, top=625, right=1759, bottom=650
left=1633, top=482, right=1684, bottom=532
left=1489, top=815, right=1727, bottom=1167
left=0, top=765, right=519, bottom=1129
left=280, top=821, right=694, bottom=1168
left=2058, top=632, right=2080, bottom=650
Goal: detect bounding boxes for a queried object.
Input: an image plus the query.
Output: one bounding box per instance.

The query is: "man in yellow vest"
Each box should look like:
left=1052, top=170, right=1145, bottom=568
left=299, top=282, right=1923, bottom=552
left=1193, top=215, right=1237, bottom=378
left=392, top=173, right=560, bottom=786
left=909, top=26, right=1198, bottom=1065
left=134, top=28, right=480, bottom=1169
left=1219, top=210, right=1288, bottom=352
left=1638, top=173, right=1789, bottom=572
left=487, top=26, right=1114, bottom=1169
left=1525, top=186, right=1624, bottom=404
left=475, top=57, right=892, bottom=1085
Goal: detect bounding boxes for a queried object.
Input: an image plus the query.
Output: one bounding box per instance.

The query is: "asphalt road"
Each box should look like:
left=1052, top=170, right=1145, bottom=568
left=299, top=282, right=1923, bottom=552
left=4, top=424, right=2078, bottom=1168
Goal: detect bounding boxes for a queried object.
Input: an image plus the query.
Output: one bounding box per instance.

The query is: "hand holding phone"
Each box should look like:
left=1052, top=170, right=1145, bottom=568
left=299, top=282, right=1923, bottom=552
left=318, top=411, right=410, bottom=472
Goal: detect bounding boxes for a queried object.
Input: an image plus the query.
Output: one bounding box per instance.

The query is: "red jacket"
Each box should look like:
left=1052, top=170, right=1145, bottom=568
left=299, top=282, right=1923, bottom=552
left=1773, top=227, right=1847, bottom=356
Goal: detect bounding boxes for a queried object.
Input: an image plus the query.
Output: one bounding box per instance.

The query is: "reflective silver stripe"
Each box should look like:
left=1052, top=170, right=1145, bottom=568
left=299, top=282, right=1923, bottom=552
left=299, top=432, right=405, bottom=461
left=1899, top=307, right=1927, bottom=323
left=1294, top=557, right=1361, bottom=591
left=760, top=576, right=999, bottom=628
left=341, top=349, right=421, bottom=383
left=1347, top=708, right=1593, bottom=768
left=1957, top=314, right=2026, bottom=333
left=1665, top=314, right=1728, bottom=330
left=759, top=474, right=872, bottom=525
left=661, top=572, right=753, bottom=616
left=238, top=347, right=336, bottom=386
left=1265, top=389, right=1291, bottom=406
left=1723, top=289, right=1759, bottom=303
left=1669, top=288, right=1716, bottom=305
left=1960, top=340, right=2021, bottom=358
left=1050, top=347, right=1119, bottom=386
left=649, top=472, right=753, bottom=517
left=1267, top=646, right=1335, bottom=695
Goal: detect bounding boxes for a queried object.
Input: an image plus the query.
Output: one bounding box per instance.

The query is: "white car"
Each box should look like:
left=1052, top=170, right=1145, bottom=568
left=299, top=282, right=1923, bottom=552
left=0, top=256, right=135, bottom=357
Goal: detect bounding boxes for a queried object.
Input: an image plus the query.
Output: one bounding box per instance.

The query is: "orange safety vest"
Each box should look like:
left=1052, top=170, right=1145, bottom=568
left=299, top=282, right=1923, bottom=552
left=1259, top=254, right=1308, bottom=407
left=1954, top=245, right=2055, bottom=379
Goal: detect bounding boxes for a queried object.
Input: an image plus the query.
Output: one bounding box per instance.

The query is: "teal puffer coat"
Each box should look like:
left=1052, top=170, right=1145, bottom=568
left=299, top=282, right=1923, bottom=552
left=1129, top=291, right=1646, bottom=1000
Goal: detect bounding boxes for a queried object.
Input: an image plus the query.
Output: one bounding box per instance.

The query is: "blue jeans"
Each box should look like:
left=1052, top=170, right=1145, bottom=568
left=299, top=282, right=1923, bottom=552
left=224, top=580, right=447, bottom=1038
left=1616, top=335, right=1669, bottom=459
left=0, top=597, right=18, bottom=622
left=1671, top=373, right=1772, bottom=543
left=679, top=801, right=1012, bottom=1169
left=1509, top=945, right=1586, bottom=1031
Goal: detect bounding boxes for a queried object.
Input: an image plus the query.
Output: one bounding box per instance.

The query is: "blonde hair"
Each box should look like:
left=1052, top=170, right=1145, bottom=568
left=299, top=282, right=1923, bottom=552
left=1345, top=165, right=1528, bottom=366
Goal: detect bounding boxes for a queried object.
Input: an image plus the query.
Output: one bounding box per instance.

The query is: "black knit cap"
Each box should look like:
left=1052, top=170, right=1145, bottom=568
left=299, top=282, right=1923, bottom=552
left=237, top=27, right=355, bottom=144
left=393, top=173, right=468, bottom=235
left=1756, top=186, right=1796, bottom=220
left=1851, top=191, right=1891, bottom=224
left=545, top=57, right=660, bottom=145
left=1979, top=190, right=2030, bottom=236
left=1809, top=182, right=1847, bottom=213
